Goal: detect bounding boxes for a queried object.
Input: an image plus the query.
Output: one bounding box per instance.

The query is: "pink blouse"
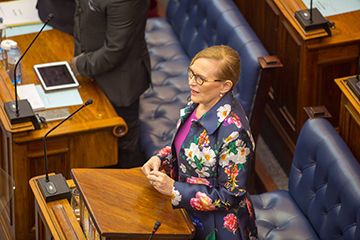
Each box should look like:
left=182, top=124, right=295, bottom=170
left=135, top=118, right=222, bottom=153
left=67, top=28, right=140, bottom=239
left=174, top=108, right=198, bottom=160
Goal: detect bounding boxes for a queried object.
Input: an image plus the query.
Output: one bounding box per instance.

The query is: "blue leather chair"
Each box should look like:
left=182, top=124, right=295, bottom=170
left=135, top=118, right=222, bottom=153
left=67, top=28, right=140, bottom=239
left=251, top=118, right=360, bottom=239
left=140, top=0, right=274, bottom=157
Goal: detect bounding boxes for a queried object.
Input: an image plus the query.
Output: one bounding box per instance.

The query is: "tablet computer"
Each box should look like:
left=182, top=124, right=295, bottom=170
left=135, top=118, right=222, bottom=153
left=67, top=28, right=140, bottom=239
left=33, top=61, right=79, bottom=92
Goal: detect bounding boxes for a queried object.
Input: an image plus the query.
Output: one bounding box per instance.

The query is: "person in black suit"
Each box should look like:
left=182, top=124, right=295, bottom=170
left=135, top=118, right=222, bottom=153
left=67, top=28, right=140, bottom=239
left=70, top=0, right=152, bottom=168
left=36, top=0, right=75, bottom=35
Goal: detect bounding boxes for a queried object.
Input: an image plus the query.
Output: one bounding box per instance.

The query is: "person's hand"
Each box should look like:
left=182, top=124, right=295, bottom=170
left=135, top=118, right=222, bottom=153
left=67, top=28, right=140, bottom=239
left=141, top=156, right=161, bottom=176
left=70, top=53, right=84, bottom=76
left=147, top=170, right=174, bottom=196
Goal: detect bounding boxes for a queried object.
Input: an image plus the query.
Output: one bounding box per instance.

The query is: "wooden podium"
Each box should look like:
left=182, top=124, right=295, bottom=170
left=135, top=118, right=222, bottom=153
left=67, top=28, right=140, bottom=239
left=71, top=168, right=195, bottom=240
left=29, top=168, right=195, bottom=239
left=0, top=29, right=127, bottom=239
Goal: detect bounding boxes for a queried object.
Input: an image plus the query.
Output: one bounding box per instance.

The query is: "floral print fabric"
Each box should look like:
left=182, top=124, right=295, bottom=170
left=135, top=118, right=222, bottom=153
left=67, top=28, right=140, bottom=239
left=156, top=92, right=258, bottom=240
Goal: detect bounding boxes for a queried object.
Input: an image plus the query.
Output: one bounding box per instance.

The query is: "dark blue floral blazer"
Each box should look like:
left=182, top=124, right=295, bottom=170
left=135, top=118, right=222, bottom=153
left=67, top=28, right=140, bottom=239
left=156, top=92, right=258, bottom=240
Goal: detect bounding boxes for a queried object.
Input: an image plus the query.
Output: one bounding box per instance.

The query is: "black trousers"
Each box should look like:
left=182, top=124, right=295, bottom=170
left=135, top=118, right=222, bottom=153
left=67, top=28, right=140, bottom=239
left=114, top=99, right=146, bottom=168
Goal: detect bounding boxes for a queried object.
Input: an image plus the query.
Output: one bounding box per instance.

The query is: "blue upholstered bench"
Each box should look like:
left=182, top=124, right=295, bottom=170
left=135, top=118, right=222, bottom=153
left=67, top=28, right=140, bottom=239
left=140, top=0, right=279, bottom=157
left=251, top=118, right=360, bottom=239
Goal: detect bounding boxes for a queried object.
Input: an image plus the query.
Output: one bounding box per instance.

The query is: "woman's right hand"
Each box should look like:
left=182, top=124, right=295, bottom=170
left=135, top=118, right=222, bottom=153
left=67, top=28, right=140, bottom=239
left=141, top=156, right=161, bottom=176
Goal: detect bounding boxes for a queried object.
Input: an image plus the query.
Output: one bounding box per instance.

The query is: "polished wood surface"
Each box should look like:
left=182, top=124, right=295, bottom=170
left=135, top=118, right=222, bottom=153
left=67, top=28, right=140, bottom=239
left=335, top=76, right=360, bottom=163
left=0, top=29, right=127, bottom=239
left=71, top=168, right=195, bottom=239
left=0, top=29, right=127, bottom=138
left=234, top=0, right=360, bottom=174
left=29, top=176, right=86, bottom=240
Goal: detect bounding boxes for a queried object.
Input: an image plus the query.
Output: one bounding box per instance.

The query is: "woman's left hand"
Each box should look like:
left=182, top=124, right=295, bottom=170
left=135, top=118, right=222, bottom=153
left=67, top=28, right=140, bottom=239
left=147, top=170, right=175, bottom=196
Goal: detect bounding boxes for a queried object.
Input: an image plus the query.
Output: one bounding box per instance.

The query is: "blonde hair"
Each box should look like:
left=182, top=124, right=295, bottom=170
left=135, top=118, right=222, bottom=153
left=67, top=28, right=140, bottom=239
left=190, top=45, right=241, bottom=89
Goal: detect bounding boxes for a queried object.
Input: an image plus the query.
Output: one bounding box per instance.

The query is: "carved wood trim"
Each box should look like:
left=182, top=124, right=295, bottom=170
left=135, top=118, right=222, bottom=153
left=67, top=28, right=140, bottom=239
left=51, top=205, right=78, bottom=240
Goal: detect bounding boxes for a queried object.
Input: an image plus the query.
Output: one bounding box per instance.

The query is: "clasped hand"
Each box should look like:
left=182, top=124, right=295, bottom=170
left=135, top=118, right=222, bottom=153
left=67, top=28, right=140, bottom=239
left=142, top=156, right=174, bottom=197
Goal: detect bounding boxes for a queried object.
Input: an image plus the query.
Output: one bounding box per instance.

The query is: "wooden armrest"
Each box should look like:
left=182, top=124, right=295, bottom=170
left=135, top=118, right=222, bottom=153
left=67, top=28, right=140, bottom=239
left=250, top=56, right=282, bottom=143
left=249, top=56, right=282, bottom=194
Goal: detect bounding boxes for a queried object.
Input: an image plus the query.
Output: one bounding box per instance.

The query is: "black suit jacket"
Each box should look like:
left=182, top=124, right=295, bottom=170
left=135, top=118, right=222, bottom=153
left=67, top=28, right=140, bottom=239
left=73, top=0, right=151, bottom=107
left=36, top=0, right=75, bottom=35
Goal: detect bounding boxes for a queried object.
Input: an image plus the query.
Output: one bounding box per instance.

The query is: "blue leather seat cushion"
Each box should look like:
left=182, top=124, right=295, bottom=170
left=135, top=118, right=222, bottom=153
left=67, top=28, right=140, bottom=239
left=251, top=119, right=360, bottom=239
left=251, top=190, right=319, bottom=240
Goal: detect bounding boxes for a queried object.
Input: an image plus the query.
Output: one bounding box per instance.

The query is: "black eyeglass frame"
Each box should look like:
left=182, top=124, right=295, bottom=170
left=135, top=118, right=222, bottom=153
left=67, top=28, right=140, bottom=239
left=187, top=67, right=225, bottom=86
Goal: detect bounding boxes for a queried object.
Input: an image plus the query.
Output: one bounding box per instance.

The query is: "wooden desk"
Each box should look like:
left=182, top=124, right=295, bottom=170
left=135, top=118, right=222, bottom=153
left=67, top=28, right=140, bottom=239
left=0, top=29, right=127, bottom=239
left=71, top=168, right=195, bottom=239
left=234, top=0, right=360, bottom=174
left=29, top=175, right=86, bottom=240
left=0, top=168, right=15, bottom=239
left=335, top=76, right=360, bottom=162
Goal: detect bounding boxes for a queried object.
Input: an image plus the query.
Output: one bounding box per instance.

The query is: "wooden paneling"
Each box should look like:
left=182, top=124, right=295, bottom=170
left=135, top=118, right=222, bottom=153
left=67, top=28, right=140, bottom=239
left=233, top=0, right=360, bottom=173
left=280, top=21, right=301, bottom=135
left=347, top=116, right=360, bottom=160
left=336, top=77, right=360, bottom=163
left=263, top=0, right=280, bottom=55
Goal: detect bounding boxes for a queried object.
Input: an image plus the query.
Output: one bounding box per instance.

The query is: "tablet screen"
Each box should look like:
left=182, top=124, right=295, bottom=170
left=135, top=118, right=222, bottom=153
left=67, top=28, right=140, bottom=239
left=37, top=65, right=75, bottom=86
left=34, top=61, right=79, bottom=91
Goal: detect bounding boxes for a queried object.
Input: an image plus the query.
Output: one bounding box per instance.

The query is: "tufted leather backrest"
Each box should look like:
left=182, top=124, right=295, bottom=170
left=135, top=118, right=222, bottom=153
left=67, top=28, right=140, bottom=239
left=166, top=0, right=267, bottom=117
left=289, top=118, right=360, bottom=239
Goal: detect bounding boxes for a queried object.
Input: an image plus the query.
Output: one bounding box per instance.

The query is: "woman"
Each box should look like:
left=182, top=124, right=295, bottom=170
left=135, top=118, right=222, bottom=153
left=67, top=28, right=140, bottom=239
left=142, top=45, right=258, bottom=240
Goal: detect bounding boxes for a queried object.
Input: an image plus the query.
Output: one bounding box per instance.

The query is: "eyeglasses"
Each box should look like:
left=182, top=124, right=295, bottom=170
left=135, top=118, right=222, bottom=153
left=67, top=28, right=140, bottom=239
left=187, top=67, right=224, bottom=86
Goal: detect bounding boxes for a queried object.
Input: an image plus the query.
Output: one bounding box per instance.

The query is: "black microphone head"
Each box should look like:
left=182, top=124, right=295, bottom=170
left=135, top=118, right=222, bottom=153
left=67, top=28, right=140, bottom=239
left=85, top=99, right=93, bottom=106
left=47, top=13, right=54, bottom=22
left=154, top=221, right=161, bottom=231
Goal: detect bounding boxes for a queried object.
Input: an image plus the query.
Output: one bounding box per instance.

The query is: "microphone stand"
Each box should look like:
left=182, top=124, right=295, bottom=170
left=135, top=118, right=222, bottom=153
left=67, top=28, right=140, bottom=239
left=3, top=14, right=54, bottom=130
left=38, top=99, right=93, bottom=202
left=148, top=221, right=161, bottom=240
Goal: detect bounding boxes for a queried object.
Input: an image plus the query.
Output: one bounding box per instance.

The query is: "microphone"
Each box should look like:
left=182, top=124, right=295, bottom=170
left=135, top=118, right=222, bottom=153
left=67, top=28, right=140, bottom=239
left=294, top=1, right=332, bottom=37
left=347, top=46, right=360, bottom=99
left=309, top=0, right=314, bottom=23
left=37, top=99, right=93, bottom=202
left=3, top=13, right=54, bottom=130
left=148, top=221, right=161, bottom=240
